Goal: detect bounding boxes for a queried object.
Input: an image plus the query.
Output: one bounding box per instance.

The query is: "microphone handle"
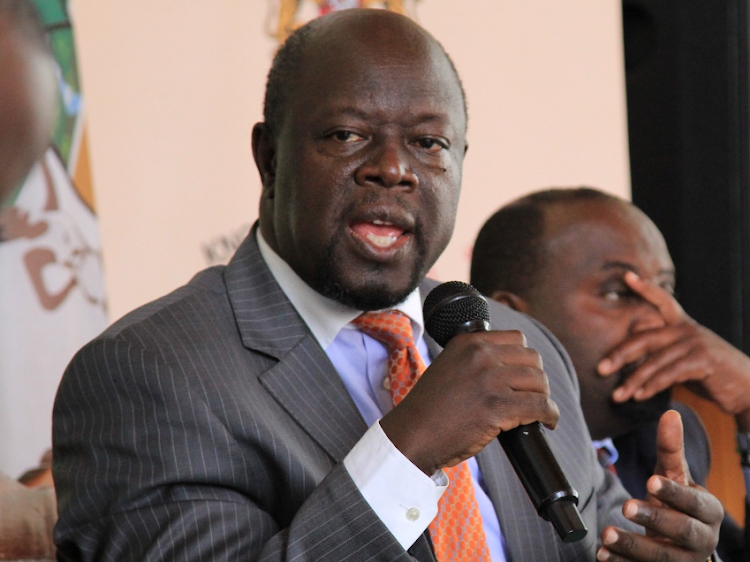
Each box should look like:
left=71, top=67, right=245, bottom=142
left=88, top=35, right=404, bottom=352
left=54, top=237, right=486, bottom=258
left=454, top=322, right=588, bottom=543
left=497, top=424, right=588, bottom=543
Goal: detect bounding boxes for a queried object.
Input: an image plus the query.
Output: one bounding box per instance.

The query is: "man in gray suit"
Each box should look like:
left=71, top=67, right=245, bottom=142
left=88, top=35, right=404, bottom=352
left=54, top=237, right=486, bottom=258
left=52, top=9, right=723, bottom=562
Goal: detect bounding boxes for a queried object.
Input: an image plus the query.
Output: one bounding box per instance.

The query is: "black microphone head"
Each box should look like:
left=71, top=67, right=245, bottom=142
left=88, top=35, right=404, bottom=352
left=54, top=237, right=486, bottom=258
left=423, top=281, right=490, bottom=347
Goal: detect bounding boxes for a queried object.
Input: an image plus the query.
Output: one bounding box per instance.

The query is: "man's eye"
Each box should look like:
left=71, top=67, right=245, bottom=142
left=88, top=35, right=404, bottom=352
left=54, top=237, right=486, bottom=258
left=603, top=291, right=626, bottom=302
left=331, top=131, right=364, bottom=143
left=603, top=289, right=638, bottom=303
left=416, top=138, right=447, bottom=152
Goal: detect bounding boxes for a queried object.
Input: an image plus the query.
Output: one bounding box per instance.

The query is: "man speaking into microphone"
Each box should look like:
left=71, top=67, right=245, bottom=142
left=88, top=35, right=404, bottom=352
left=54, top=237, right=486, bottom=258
left=53, top=9, right=722, bottom=561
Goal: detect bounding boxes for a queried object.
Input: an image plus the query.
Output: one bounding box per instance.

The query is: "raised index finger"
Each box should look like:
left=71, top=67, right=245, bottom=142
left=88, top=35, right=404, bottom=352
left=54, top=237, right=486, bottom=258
left=653, top=409, right=691, bottom=484
left=624, top=271, right=684, bottom=325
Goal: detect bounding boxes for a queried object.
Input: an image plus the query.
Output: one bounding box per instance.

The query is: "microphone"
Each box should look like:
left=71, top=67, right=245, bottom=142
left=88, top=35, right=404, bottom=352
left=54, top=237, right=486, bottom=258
left=423, top=281, right=588, bottom=543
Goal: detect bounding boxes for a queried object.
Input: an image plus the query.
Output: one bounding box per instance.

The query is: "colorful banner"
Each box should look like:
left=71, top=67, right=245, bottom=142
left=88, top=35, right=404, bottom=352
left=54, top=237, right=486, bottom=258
left=269, top=1, right=415, bottom=43
left=0, top=0, right=107, bottom=477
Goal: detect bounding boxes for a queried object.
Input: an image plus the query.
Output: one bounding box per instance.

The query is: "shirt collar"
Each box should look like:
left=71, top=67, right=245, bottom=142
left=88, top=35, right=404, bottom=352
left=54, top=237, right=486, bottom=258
left=256, top=230, right=425, bottom=350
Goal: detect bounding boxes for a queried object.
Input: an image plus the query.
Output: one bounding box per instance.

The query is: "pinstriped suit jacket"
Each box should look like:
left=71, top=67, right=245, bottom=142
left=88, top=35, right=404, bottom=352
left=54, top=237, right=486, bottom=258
left=52, top=229, right=633, bottom=561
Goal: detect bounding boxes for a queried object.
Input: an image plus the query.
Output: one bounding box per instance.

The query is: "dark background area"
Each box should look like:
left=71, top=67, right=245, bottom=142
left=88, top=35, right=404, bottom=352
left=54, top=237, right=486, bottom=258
left=623, top=0, right=750, bottom=352
left=621, top=0, right=750, bottom=525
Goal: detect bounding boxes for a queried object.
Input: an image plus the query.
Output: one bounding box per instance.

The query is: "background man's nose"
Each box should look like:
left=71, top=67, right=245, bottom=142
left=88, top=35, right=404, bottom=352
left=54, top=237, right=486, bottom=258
left=630, top=301, right=667, bottom=334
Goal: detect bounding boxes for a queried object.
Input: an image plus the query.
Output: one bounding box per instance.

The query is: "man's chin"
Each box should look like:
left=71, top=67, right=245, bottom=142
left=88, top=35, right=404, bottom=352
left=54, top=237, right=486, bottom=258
left=611, top=388, right=672, bottom=427
left=319, top=278, right=417, bottom=311
left=316, top=247, right=428, bottom=311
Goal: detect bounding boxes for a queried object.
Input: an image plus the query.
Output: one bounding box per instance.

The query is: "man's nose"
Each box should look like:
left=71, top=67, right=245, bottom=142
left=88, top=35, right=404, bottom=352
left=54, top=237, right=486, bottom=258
left=630, top=300, right=667, bottom=334
left=355, top=138, right=418, bottom=189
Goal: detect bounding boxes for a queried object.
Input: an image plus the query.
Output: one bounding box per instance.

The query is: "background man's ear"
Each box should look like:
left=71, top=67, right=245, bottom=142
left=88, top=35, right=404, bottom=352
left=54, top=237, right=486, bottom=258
left=490, top=290, right=528, bottom=313
left=252, top=123, right=276, bottom=195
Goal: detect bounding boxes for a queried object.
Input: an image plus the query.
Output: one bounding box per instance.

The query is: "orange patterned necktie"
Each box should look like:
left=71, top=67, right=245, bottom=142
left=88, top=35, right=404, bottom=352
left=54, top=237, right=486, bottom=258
left=352, top=310, right=492, bottom=562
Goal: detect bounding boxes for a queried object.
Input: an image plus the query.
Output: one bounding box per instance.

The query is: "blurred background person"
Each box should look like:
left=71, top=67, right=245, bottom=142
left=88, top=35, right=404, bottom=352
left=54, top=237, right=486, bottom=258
left=0, top=0, right=55, bottom=204
left=471, top=187, right=749, bottom=561
left=0, top=0, right=64, bottom=559
left=0, top=0, right=107, bottom=485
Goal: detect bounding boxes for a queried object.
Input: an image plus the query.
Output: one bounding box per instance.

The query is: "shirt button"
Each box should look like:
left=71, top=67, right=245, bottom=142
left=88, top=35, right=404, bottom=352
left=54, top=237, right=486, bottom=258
left=382, top=377, right=391, bottom=390
left=405, top=507, right=420, bottom=522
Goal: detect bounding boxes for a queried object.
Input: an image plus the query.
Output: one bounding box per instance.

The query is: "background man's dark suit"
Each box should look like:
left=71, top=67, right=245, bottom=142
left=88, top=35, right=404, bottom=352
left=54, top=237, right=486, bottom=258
left=53, top=231, right=633, bottom=562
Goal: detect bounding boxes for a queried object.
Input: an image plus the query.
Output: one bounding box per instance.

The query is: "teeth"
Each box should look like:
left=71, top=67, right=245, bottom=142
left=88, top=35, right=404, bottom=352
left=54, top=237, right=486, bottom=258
left=365, top=233, right=397, bottom=248
left=371, top=219, right=393, bottom=226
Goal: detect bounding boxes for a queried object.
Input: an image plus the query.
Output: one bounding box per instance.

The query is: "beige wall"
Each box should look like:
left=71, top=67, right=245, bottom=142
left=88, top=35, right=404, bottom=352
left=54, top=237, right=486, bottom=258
left=71, top=0, right=630, bottom=322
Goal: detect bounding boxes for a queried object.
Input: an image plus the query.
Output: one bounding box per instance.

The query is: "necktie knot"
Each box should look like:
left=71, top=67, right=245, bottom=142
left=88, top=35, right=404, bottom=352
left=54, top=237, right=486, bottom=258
left=352, top=310, right=417, bottom=352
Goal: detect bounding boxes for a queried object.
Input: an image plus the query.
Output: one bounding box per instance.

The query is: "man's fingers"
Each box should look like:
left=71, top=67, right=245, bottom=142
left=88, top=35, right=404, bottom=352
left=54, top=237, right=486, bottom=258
left=383, top=329, right=558, bottom=474
left=654, top=410, right=691, bottom=483
left=600, top=483, right=723, bottom=560
left=456, top=329, right=527, bottom=347
left=598, top=325, right=686, bottom=377
left=490, top=364, right=550, bottom=394
left=624, top=271, right=685, bottom=324
left=597, top=524, right=712, bottom=562
left=646, top=478, right=724, bottom=525
left=493, top=390, right=560, bottom=431
left=653, top=410, right=690, bottom=484
left=609, top=339, right=708, bottom=402
left=597, top=526, right=694, bottom=562
left=630, top=352, right=708, bottom=402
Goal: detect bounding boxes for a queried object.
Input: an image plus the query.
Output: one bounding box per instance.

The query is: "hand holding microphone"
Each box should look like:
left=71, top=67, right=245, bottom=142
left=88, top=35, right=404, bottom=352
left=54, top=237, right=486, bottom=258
left=379, top=281, right=587, bottom=543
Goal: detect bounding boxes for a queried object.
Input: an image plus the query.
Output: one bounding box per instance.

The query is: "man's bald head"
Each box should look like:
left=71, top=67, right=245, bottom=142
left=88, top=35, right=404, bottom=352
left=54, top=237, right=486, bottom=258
left=471, top=188, right=621, bottom=299
left=262, top=9, right=467, bottom=142
left=0, top=0, right=56, bottom=206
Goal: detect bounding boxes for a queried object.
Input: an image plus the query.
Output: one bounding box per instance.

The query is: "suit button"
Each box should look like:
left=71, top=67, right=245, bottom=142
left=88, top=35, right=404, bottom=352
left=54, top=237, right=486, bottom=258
left=405, top=507, right=420, bottom=521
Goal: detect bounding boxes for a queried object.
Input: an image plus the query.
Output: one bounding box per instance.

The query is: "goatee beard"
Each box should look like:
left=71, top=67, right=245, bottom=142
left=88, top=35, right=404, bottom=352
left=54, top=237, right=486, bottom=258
left=315, top=239, right=428, bottom=311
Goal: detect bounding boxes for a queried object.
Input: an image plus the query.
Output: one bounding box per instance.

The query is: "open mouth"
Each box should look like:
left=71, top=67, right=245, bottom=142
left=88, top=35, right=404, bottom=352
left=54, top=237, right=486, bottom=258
left=351, top=219, right=405, bottom=249
left=348, top=211, right=414, bottom=257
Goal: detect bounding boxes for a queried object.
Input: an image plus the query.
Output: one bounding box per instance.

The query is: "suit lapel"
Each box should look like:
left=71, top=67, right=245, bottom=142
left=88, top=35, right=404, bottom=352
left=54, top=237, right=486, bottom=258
left=259, top=341, right=368, bottom=461
left=225, top=228, right=367, bottom=462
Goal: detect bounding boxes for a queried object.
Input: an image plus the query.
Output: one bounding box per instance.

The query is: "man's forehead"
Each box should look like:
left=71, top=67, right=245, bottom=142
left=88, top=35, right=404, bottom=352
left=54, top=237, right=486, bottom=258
left=543, top=200, right=633, bottom=241
left=290, top=27, right=462, bottom=118
left=542, top=201, right=674, bottom=272
left=303, top=17, right=437, bottom=72
left=306, top=9, right=430, bottom=47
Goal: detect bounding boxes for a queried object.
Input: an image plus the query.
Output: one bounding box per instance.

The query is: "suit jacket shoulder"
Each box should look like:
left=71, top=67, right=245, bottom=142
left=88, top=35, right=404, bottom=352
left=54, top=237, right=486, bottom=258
left=54, top=231, right=416, bottom=561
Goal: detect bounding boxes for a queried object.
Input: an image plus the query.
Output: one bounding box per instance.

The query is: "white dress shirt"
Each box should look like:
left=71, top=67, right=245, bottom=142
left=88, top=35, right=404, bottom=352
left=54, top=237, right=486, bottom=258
left=257, top=231, right=507, bottom=561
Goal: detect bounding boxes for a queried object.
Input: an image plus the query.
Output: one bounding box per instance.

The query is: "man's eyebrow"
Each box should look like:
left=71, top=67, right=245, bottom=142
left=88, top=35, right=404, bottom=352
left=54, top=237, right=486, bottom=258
left=601, top=261, right=676, bottom=278
left=601, top=261, right=637, bottom=272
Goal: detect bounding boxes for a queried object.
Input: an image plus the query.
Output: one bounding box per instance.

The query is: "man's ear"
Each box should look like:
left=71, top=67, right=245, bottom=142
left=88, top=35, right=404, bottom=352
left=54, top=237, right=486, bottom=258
left=490, top=289, right=528, bottom=313
left=252, top=123, right=277, bottom=197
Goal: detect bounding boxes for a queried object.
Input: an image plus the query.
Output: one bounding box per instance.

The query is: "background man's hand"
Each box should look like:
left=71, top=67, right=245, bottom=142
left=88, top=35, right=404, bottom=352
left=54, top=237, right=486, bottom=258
left=380, top=330, right=560, bottom=475
left=597, top=410, right=722, bottom=561
left=598, top=271, right=750, bottom=429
